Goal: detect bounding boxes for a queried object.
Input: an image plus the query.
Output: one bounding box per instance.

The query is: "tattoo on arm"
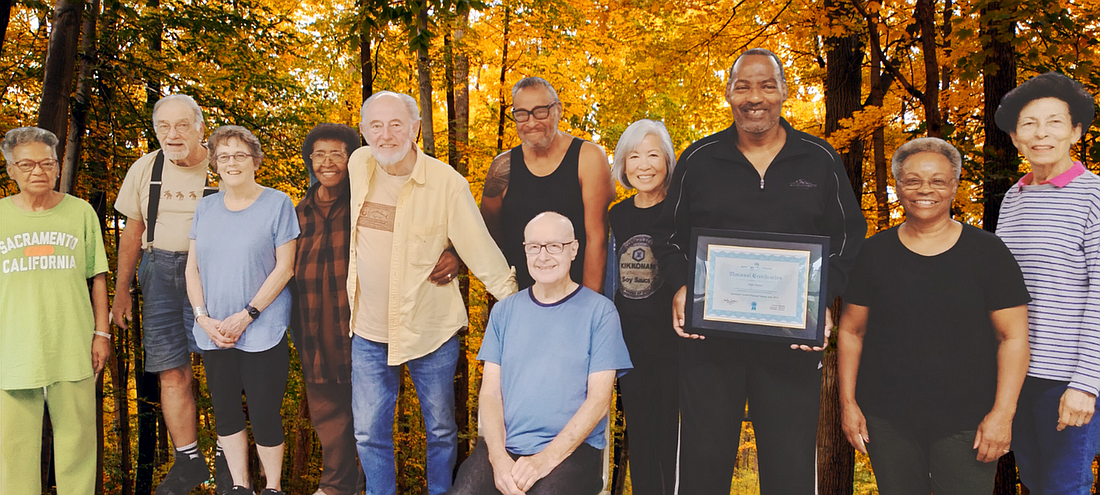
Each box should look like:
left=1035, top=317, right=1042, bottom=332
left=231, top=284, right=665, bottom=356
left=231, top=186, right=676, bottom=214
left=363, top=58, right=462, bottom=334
left=483, top=153, right=511, bottom=198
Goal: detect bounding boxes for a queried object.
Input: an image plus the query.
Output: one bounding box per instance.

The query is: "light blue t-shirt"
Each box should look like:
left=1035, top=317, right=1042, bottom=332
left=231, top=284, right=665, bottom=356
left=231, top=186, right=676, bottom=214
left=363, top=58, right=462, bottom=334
left=478, top=286, right=632, bottom=456
left=189, top=188, right=300, bottom=352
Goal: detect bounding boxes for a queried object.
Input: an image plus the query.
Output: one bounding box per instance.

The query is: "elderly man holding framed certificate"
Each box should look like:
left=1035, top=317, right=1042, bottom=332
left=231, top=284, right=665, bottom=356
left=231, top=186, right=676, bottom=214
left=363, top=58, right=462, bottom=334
left=651, top=48, right=867, bottom=494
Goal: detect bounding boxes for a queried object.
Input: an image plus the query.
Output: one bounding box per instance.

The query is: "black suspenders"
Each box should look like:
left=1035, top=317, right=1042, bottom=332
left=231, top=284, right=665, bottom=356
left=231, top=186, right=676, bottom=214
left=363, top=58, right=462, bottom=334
left=144, top=150, right=217, bottom=247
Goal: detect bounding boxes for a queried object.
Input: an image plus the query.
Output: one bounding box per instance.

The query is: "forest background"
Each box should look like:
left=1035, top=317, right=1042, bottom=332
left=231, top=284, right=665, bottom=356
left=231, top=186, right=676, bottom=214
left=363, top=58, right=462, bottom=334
left=2, top=0, right=1099, bottom=492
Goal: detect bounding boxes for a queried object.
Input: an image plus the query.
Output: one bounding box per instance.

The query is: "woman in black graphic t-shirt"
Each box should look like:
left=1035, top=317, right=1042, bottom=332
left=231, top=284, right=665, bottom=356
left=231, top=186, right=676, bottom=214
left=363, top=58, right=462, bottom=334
left=608, top=120, right=679, bottom=495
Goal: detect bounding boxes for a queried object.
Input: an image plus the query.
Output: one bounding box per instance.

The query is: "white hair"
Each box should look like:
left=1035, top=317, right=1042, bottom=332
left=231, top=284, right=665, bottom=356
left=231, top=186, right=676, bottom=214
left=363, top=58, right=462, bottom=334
left=361, top=91, right=421, bottom=125
left=2, top=127, right=58, bottom=163
left=152, top=94, right=205, bottom=127
left=611, top=119, right=677, bottom=190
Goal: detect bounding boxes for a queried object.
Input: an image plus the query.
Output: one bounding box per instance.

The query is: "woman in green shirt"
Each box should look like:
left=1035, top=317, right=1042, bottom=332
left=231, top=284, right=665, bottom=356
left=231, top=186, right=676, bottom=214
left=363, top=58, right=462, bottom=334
left=0, top=126, right=110, bottom=495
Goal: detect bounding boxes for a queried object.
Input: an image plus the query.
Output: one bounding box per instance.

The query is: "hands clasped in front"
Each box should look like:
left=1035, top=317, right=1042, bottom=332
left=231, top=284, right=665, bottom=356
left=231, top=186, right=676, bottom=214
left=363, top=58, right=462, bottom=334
left=197, top=310, right=252, bottom=348
left=490, top=451, right=556, bottom=495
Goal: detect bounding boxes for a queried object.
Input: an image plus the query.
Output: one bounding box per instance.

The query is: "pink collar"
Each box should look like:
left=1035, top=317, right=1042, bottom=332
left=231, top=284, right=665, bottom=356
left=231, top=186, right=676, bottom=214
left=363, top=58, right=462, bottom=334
left=1017, top=161, right=1086, bottom=191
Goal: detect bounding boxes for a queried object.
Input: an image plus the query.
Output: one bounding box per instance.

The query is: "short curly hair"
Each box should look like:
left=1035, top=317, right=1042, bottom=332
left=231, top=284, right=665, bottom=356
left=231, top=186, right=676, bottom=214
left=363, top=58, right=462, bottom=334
left=891, top=137, right=962, bottom=182
left=301, top=123, right=361, bottom=178
left=995, top=72, right=1096, bottom=133
left=207, top=125, right=264, bottom=173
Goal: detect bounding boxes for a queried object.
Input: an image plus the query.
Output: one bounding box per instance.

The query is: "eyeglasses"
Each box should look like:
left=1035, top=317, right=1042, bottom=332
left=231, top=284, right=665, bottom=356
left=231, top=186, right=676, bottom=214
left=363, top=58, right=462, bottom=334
left=310, top=151, right=348, bottom=163
left=511, top=102, right=559, bottom=123
left=523, top=240, right=575, bottom=255
left=899, top=178, right=955, bottom=191
left=215, top=152, right=253, bottom=164
left=154, top=121, right=198, bottom=136
left=11, top=158, right=60, bottom=173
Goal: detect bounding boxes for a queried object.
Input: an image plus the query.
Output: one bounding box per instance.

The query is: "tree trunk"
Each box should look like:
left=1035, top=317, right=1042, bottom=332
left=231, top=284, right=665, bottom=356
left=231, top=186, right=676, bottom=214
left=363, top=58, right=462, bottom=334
left=980, top=0, right=1018, bottom=235
left=291, top=386, right=313, bottom=492
left=135, top=372, right=159, bottom=493
left=111, top=217, right=133, bottom=495
left=611, top=388, right=628, bottom=495
left=823, top=0, right=864, bottom=198
left=445, top=6, right=473, bottom=466
left=395, top=369, right=408, bottom=492
left=136, top=2, right=163, bottom=491
left=61, top=0, right=100, bottom=194
left=868, top=6, right=892, bottom=232
left=92, top=191, right=108, bottom=495
left=37, top=0, right=84, bottom=167
left=821, top=5, right=861, bottom=490
left=416, top=5, right=435, bottom=157
left=915, top=0, right=942, bottom=138
left=0, top=0, right=13, bottom=57
left=872, top=124, right=889, bottom=231
left=41, top=410, right=54, bottom=490
left=445, top=31, right=458, bottom=169
left=496, top=5, right=510, bottom=154
left=941, top=0, right=953, bottom=93
left=454, top=7, right=469, bottom=176
left=983, top=1, right=1019, bottom=485
left=361, top=18, right=372, bottom=102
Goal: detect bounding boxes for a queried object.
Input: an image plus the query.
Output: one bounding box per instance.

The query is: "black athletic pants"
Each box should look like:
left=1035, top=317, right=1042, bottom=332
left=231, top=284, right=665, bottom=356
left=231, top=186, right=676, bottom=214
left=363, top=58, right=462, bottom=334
left=676, top=338, right=821, bottom=494
left=619, top=357, right=678, bottom=495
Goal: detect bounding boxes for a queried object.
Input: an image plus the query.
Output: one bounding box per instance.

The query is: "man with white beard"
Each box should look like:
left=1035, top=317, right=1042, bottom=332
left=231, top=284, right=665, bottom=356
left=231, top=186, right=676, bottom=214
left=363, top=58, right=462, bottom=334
left=346, top=91, right=517, bottom=495
left=112, top=94, right=225, bottom=494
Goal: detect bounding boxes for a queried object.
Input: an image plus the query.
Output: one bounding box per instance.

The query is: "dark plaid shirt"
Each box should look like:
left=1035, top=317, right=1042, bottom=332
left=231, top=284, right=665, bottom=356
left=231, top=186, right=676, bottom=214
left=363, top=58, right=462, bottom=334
left=290, top=183, right=353, bottom=383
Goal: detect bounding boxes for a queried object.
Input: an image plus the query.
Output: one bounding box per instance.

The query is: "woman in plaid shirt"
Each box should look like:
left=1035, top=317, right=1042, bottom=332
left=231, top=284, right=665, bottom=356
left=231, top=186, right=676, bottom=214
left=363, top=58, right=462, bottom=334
left=291, top=124, right=363, bottom=495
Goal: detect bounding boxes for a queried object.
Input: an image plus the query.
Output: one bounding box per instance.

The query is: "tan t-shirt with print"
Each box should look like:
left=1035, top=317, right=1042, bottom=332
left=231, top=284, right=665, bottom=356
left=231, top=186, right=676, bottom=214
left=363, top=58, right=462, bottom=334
left=352, top=164, right=411, bottom=344
left=114, top=150, right=211, bottom=252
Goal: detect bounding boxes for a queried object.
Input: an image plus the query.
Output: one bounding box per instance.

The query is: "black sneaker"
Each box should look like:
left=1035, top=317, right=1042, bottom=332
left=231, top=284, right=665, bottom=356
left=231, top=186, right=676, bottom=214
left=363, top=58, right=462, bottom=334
left=228, top=486, right=254, bottom=495
left=214, top=450, right=233, bottom=494
left=154, top=453, right=211, bottom=495
left=259, top=489, right=285, bottom=495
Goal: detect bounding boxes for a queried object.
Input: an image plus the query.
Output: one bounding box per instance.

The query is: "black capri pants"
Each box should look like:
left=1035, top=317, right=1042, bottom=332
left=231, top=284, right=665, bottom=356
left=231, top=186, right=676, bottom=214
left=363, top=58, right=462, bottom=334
left=203, top=334, right=290, bottom=447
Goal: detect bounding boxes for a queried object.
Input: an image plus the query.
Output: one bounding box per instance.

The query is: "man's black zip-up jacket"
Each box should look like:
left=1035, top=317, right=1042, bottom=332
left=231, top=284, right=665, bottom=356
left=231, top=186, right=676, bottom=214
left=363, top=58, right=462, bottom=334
left=652, top=118, right=867, bottom=304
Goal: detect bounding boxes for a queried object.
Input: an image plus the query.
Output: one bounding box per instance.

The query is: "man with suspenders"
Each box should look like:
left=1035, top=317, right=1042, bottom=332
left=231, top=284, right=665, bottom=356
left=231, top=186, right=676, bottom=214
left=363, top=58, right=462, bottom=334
left=111, top=94, right=222, bottom=494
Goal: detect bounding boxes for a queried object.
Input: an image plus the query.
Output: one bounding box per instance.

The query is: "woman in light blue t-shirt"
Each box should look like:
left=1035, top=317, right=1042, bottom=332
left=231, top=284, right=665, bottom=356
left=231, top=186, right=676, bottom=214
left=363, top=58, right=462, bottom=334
left=185, top=125, right=300, bottom=495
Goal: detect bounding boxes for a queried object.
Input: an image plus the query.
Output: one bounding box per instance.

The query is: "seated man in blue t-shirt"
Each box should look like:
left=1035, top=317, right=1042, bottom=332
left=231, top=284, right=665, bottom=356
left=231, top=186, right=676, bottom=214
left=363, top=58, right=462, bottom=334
left=449, top=211, right=633, bottom=495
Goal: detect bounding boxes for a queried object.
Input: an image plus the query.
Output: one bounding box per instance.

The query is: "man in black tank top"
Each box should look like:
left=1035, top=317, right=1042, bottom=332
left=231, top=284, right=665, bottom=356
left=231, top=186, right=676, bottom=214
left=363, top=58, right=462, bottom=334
left=479, top=76, right=615, bottom=290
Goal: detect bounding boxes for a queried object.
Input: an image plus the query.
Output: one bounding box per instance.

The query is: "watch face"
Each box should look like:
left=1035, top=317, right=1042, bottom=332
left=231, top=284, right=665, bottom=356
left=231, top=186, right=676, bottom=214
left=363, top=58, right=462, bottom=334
left=246, top=306, right=260, bottom=319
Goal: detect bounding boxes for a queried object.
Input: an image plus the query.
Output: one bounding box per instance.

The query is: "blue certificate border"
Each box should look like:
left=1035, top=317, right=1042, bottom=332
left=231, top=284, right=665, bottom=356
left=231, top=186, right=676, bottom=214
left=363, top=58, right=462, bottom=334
left=686, top=228, right=830, bottom=346
left=703, top=246, right=809, bottom=326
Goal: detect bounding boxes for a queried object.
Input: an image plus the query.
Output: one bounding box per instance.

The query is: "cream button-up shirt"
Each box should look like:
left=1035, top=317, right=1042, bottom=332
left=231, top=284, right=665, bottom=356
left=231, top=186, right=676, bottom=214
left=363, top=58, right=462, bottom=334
left=347, top=145, right=517, bottom=365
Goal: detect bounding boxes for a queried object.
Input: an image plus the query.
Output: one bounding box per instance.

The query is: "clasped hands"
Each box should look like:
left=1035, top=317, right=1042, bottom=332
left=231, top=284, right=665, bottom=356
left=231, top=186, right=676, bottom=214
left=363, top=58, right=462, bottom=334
left=197, top=310, right=252, bottom=348
left=490, top=451, right=556, bottom=495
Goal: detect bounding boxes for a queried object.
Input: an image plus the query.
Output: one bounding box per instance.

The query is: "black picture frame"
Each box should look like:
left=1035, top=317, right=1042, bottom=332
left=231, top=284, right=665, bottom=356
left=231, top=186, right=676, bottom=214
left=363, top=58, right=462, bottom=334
left=686, top=228, right=830, bottom=346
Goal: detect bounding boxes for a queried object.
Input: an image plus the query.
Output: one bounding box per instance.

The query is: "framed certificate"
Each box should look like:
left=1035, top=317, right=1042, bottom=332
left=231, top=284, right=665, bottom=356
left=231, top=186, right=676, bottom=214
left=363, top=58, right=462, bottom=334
left=686, top=229, right=830, bottom=346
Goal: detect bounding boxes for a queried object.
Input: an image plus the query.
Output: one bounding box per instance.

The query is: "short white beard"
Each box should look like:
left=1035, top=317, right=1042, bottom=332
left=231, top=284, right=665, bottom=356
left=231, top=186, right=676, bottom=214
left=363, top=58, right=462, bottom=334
left=373, top=143, right=410, bottom=167
left=163, top=147, right=189, bottom=162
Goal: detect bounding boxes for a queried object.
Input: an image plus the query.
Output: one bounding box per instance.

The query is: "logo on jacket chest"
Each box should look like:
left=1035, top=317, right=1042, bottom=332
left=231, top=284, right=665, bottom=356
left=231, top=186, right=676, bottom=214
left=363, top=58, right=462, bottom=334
left=788, top=179, right=818, bottom=189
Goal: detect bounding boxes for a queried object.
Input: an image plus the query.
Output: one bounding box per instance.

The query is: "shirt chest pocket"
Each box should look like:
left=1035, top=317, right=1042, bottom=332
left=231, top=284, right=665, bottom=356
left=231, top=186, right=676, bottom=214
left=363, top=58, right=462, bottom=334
left=407, top=224, right=447, bottom=266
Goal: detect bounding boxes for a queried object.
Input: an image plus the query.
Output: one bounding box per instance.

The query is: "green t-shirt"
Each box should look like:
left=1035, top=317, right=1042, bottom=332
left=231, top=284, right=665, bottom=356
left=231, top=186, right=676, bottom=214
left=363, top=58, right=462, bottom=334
left=0, top=195, right=109, bottom=389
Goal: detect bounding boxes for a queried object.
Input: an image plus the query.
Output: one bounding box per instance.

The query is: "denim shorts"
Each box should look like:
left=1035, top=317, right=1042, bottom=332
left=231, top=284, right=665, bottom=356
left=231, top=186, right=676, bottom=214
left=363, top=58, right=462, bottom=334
left=138, top=248, right=201, bottom=373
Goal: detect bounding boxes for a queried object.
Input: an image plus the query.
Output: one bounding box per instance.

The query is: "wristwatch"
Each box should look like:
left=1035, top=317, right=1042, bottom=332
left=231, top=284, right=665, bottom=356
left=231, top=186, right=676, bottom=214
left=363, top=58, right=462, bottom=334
left=245, top=304, right=261, bottom=320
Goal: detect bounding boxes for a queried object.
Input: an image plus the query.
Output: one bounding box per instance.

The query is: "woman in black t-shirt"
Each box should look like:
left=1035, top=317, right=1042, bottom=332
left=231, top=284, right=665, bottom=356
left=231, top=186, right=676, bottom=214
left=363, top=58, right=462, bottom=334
left=836, top=137, right=1031, bottom=495
left=608, top=120, right=679, bottom=495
